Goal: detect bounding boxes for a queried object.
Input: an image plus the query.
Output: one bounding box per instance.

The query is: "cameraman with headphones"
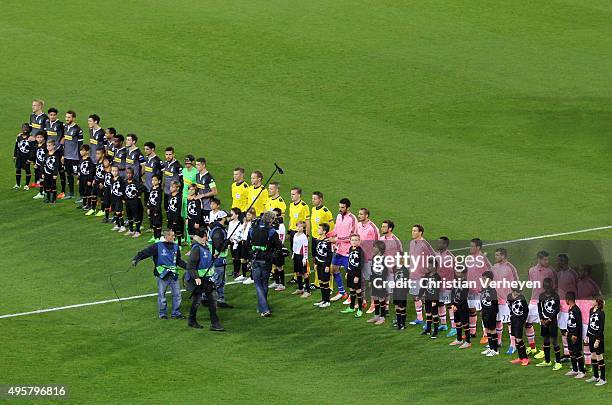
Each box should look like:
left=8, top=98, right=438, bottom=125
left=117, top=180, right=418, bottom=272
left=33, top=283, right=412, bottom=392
left=248, top=211, right=282, bottom=317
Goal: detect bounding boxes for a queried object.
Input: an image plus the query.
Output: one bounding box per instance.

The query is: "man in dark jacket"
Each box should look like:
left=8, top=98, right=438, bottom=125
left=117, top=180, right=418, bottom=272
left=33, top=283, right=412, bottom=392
left=132, top=229, right=186, bottom=319
left=183, top=231, right=225, bottom=331
left=248, top=211, right=282, bottom=317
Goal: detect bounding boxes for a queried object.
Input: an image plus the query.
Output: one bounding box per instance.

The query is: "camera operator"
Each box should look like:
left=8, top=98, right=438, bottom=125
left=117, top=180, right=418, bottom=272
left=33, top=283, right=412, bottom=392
left=184, top=230, right=225, bottom=331
left=248, top=211, right=282, bottom=317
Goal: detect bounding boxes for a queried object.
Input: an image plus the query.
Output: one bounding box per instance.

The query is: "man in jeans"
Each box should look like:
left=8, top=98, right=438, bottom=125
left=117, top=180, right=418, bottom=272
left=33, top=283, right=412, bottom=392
left=248, top=211, right=282, bottom=317
left=132, top=229, right=187, bottom=319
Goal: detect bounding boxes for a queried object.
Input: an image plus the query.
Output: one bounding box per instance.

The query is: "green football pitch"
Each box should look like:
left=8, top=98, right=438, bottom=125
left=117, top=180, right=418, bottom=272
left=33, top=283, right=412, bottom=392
left=1, top=0, right=610, bottom=403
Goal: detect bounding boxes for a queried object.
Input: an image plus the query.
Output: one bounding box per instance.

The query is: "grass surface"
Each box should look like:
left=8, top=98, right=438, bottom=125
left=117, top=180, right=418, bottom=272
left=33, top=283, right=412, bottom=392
left=1, top=0, right=611, bottom=403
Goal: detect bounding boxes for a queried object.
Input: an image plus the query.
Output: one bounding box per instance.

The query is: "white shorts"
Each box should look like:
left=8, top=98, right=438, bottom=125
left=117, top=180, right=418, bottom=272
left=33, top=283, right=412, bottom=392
left=496, top=304, right=511, bottom=323
left=526, top=303, right=540, bottom=324
left=468, top=293, right=481, bottom=310
left=439, top=290, right=452, bottom=305
left=582, top=324, right=588, bottom=340
left=557, top=311, right=568, bottom=330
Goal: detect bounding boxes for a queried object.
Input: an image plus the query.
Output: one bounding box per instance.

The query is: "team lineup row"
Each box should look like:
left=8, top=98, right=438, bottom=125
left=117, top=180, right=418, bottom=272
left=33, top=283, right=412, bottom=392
left=12, top=100, right=607, bottom=387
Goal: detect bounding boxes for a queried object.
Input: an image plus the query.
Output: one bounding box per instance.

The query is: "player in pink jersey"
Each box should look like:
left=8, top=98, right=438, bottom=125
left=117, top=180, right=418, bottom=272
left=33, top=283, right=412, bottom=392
left=527, top=251, right=557, bottom=358
left=326, top=198, right=357, bottom=302
left=576, top=264, right=601, bottom=368
left=435, top=236, right=455, bottom=336
left=408, top=224, right=435, bottom=326
left=356, top=208, right=379, bottom=312
left=556, top=253, right=578, bottom=360
left=379, top=220, right=403, bottom=321
left=491, top=247, right=519, bottom=354
left=465, top=238, right=491, bottom=343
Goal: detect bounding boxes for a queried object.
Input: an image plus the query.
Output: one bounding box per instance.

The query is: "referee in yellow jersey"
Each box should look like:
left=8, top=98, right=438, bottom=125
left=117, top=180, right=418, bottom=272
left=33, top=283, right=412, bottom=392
left=248, top=170, right=268, bottom=216
left=266, top=182, right=287, bottom=289
left=310, top=191, right=334, bottom=288
left=231, top=167, right=249, bottom=213
left=289, top=187, right=310, bottom=284
left=265, top=181, right=287, bottom=214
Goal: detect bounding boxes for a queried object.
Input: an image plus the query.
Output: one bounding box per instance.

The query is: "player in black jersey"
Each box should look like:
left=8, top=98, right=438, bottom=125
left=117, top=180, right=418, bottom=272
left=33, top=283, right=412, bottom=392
left=42, top=139, right=60, bottom=204
left=77, top=146, right=93, bottom=211
left=536, top=278, right=562, bottom=369
left=586, top=297, right=606, bottom=385
left=100, top=156, right=113, bottom=223
left=270, top=207, right=288, bottom=291
left=87, top=114, right=105, bottom=164
left=29, top=99, right=48, bottom=136
left=479, top=271, right=499, bottom=355
left=392, top=266, right=410, bottom=330
left=63, top=110, right=83, bottom=199
left=32, top=133, right=47, bottom=199
left=163, top=146, right=183, bottom=210
left=147, top=175, right=163, bottom=242
left=125, top=134, right=145, bottom=182
left=13, top=123, right=34, bottom=190
left=508, top=287, right=530, bottom=365
left=313, top=223, right=333, bottom=307
left=420, top=258, right=441, bottom=338
left=109, top=166, right=126, bottom=232
left=185, top=184, right=202, bottom=239
left=111, top=134, right=128, bottom=178
left=86, top=148, right=106, bottom=216
left=124, top=167, right=147, bottom=238
left=449, top=268, right=471, bottom=348
left=341, top=234, right=365, bottom=317
left=43, top=108, right=66, bottom=198
left=166, top=181, right=184, bottom=246
left=565, top=291, right=586, bottom=377
left=367, top=240, right=388, bottom=325
left=143, top=141, right=163, bottom=192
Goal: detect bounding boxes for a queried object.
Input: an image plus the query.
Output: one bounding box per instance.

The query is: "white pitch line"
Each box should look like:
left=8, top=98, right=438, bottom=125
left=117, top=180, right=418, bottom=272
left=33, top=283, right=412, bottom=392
left=0, top=290, right=185, bottom=320
left=449, top=225, right=611, bottom=252
left=1, top=226, right=610, bottom=320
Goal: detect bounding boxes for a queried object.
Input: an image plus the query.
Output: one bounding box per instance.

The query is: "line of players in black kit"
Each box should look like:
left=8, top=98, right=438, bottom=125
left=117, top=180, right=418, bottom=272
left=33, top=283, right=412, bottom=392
left=13, top=103, right=202, bottom=243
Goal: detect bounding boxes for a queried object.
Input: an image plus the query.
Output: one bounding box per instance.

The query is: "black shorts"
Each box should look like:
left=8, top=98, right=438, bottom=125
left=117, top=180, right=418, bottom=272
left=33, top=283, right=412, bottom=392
left=568, top=334, right=583, bottom=353
left=424, top=300, right=439, bottom=314
left=65, top=159, right=79, bottom=175
left=43, top=174, right=56, bottom=190
left=588, top=336, right=604, bottom=355
left=125, top=199, right=143, bottom=222
left=239, top=241, right=250, bottom=260
left=453, top=302, right=469, bottom=325
left=168, top=216, right=184, bottom=236
left=273, top=252, right=285, bottom=268
left=371, top=274, right=386, bottom=298
left=293, top=255, right=306, bottom=275
left=347, top=268, right=362, bottom=289
left=393, top=299, right=407, bottom=307
left=482, top=309, right=498, bottom=330
left=540, top=322, right=559, bottom=338
left=316, top=262, right=330, bottom=282
left=111, top=197, right=123, bottom=213
left=230, top=246, right=241, bottom=261
left=15, top=157, right=30, bottom=170
left=149, top=209, right=162, bottom=227
left=103, top=188, right=112, bottom=209
left=187, top=219, right=200, bottom=236
left=510, top=317, right=527, bottom=339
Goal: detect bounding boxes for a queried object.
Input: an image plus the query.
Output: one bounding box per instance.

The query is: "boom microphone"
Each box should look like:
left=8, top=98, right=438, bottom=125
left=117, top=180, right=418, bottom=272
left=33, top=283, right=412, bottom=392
left=274, top=163, right=284, bottom=175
